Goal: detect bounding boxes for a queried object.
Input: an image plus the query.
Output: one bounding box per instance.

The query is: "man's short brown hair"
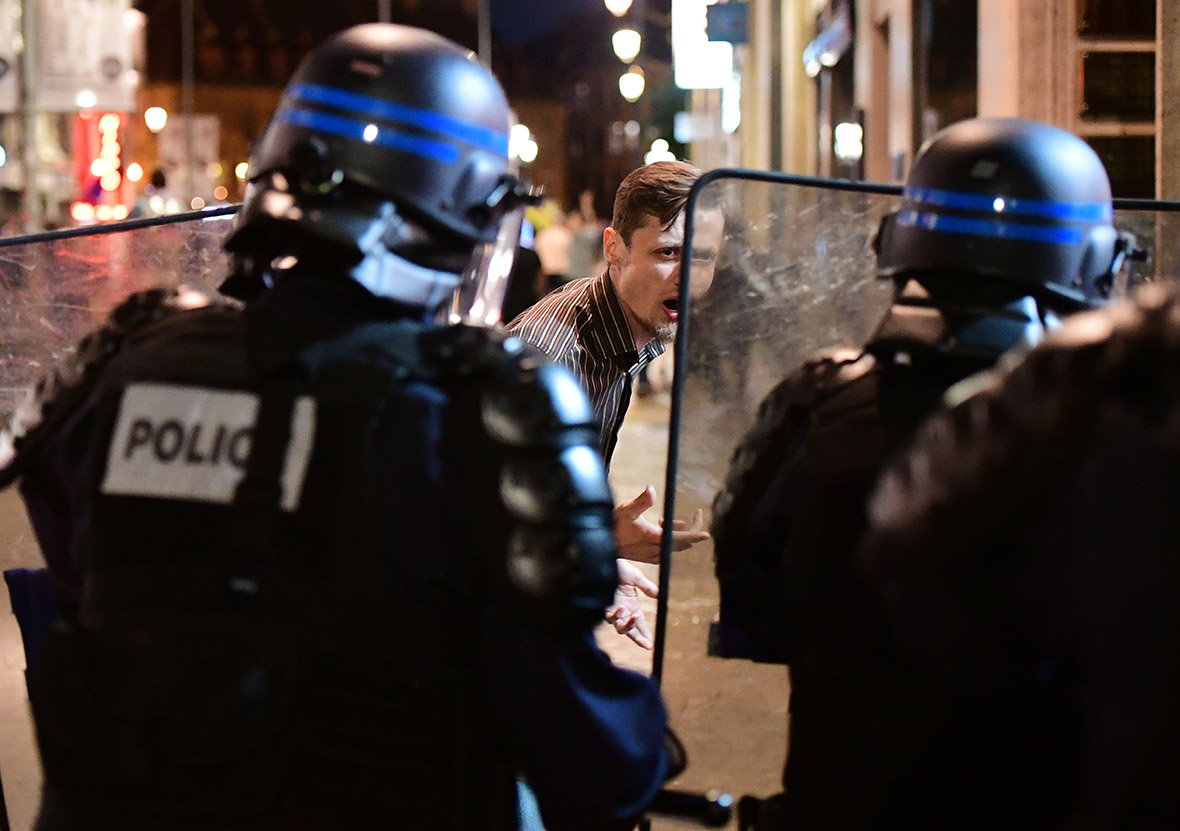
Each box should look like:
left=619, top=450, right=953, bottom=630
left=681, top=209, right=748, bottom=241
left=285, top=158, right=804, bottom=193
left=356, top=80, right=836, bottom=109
left=610, top=160, right=703, bottom=245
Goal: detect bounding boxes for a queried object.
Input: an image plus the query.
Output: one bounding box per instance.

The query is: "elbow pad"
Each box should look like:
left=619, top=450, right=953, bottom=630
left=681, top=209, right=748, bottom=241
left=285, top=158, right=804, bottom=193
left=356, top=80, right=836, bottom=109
left=482, top=352, right=619, bottom=631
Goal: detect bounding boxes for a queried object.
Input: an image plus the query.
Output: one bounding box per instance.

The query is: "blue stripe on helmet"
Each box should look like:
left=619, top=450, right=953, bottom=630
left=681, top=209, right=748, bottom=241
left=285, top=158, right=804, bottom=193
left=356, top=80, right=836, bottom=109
left=903, top=187, right=1113, bottom=223
left=277, top=106, right=459, bottom=164
left=897, top=210, right=1084, bottom=245
left=288, top=83, right=509, bottom=156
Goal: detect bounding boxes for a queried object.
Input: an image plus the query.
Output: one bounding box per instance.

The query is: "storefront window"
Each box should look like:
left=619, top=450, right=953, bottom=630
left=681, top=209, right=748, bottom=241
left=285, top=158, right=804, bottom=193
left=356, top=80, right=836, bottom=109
left=1086, top=136, right=1154, bottom=199
left=1077, top=0, right=1155, bottom=38
left=1080, top=51, right=1155, bottom=122
left=915, top=0, right=977, bottom=141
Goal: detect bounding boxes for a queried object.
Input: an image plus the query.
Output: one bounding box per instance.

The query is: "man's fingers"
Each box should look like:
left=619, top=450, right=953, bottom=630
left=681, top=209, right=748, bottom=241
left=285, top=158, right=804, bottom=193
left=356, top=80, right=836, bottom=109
left=626, top=571, right=659, bottom=598
left=668, top=529, right=711, bottom=551
left=614, top=485, right=656, bottom=521
left=659, top=509, right=706, bottom=531
left=661, top=508, right=706, bottom=532
left=617, top=558, right=660, bottom=596
left=608, top=609, right=637, bottom=630
left=659, top=507, right=710, bottom=551
left=625, top=615, right=654, bottom=649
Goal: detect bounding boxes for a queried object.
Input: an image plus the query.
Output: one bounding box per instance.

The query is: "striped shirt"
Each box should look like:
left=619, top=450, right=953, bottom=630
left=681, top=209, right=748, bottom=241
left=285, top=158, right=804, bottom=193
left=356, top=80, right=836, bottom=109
left=506, top=273, right=665, bottom=468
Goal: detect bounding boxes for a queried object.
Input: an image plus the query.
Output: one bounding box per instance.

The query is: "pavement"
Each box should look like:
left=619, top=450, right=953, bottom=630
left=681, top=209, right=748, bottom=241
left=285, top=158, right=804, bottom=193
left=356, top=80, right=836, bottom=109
left=0, top=488, right=45, bottom=831
left=607, top=385, right=787, bottom=831
left=0, top=361, right=787, bottom=830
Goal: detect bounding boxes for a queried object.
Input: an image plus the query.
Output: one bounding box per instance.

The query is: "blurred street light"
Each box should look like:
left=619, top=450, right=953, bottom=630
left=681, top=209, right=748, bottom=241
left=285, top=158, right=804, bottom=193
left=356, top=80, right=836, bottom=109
left=619, top=65, right=645, bottom=102
left=509, top=123, right=538, bottom=164
left=612, top=28, right=641, bottom=62
left=604, top=0, right=633, bottom=16
left=644, top=138, right=676, bottom=164
left=144, top=106, right=168, bottom=133
left=834, top=121, right=864, bottom=162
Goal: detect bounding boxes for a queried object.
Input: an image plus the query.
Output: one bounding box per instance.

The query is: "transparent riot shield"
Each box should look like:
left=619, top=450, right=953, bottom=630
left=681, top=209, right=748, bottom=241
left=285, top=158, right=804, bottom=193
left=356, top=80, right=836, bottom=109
left=643, top=173, right=895, bottom=820
left=652, top=171, right=1180, bottom=824
left=0, top=209, right=237, bottom=417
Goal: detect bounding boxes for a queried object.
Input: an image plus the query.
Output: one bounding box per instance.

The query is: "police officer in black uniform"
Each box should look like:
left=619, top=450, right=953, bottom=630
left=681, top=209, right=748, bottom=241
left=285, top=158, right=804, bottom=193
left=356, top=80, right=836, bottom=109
left=709, top=117, right=1139, bottom=829
left=0, top=24, right=671, bottom=831
left=863, top=279, right=1180, bottom=830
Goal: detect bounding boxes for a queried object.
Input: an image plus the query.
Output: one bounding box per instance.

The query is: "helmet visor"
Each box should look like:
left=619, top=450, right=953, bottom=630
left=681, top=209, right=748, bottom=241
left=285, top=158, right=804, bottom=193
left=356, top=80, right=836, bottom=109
left=449, top=205, right=525, bottom=327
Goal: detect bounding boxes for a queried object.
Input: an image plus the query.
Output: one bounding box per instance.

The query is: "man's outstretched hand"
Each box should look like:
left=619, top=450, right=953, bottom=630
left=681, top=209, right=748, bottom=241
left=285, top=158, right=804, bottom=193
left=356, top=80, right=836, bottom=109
left=606, top=558, right=660, bottom=649
left=613, top=484, right=710, bottom=564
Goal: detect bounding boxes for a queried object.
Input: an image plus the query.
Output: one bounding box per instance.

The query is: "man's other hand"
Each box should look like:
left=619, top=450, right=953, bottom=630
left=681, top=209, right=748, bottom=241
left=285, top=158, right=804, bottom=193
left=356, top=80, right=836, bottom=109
left=613, top=484, right=710, bottom=564
left=606, top=558, right=659, bottom=649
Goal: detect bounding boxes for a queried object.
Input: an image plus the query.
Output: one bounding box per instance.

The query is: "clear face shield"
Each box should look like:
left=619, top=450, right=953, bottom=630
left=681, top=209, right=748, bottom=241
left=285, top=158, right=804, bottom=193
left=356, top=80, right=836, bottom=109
left=1103, top=230, right=1149, bottom=301
left=448, top=205, right=526, bottom=327
left=450, top=203, right=526, bottom=325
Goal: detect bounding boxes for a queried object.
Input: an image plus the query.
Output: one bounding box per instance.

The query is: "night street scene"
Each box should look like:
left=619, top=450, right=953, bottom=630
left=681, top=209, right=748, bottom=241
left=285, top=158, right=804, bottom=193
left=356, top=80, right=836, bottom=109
left=0, top=1, right=1178, bottom=830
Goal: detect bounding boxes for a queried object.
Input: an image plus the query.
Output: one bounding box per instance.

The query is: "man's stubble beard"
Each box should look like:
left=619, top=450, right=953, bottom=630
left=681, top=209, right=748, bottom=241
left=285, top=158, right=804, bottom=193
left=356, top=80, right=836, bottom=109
left=626, top=297, right=676, bottom=348
left=638, top=312, right=676, bottom=346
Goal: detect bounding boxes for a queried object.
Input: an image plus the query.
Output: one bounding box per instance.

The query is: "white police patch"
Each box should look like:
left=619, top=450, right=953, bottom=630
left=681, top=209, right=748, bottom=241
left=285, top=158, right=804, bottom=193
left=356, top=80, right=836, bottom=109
left=101, top=383, right=316, bottom=511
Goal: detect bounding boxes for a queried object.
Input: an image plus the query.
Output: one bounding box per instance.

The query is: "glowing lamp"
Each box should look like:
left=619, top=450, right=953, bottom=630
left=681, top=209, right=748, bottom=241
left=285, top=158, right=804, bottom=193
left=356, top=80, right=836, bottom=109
left=613, top=29, right=641, bottom=62
left=619, top=66, right=645, bottom=102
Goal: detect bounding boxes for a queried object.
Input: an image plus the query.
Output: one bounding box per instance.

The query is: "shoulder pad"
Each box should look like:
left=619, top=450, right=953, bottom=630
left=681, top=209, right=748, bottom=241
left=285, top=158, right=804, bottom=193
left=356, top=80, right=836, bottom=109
left=779, top=348, right=875, bottom=409
left=481, top=354, right=596, bottom=449
left=420, top=325, right=597, bottom=448
left=442, top=330, right=616, bottom=632
left=419, top=323, right=513, bottom=378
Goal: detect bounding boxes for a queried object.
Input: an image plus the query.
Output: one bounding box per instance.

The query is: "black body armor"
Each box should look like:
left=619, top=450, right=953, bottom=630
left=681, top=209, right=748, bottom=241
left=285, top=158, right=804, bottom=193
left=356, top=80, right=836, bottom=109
left=710, top=294, right=1017, bottom=828
left=15, top=286, right=618, bottom=830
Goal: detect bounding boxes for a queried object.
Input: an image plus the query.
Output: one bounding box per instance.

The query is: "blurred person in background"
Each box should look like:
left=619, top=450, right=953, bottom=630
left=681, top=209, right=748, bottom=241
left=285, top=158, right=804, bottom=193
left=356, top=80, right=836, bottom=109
left=500, top=217, right=545, bottom=324
left=532, top=200, right=577, bottom=291
left=567, top=189, right=607, bottom=283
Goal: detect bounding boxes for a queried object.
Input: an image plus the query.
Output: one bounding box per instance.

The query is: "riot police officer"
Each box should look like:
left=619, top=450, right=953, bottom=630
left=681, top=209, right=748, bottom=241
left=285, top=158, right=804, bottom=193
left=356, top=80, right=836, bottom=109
left=709, top=117, right=1139, bottom=829
left=863, top=279, right=1180, bottom=829
left=1, top=24, right=671, bottom=831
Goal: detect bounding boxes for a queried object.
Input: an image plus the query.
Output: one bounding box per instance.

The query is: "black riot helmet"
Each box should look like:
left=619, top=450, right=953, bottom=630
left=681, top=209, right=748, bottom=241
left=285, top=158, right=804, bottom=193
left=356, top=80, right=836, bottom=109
left=223, top=24, right=535, bottom=311
left=875, top=117, right=1137, bottom=311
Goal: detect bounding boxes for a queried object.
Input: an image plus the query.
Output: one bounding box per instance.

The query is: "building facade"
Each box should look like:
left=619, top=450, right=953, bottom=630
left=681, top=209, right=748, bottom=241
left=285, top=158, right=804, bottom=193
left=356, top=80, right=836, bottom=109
left=707, top=0, right=1176, bottom=199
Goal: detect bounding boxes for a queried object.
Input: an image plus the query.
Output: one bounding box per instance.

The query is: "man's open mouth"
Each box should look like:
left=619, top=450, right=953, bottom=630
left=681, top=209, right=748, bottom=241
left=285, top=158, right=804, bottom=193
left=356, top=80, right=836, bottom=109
left=662, top=298, right=679, bottom=317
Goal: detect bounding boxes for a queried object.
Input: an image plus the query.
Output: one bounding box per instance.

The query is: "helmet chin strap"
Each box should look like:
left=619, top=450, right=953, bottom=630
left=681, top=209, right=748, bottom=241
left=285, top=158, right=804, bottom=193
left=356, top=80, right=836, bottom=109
left=955, top=294, right=1053, bottom=352
left=878, top=285, right=1061, bottom=363
left=347, top=203, right=463, bottom=310
left=349, top=247, right=461, bottom=310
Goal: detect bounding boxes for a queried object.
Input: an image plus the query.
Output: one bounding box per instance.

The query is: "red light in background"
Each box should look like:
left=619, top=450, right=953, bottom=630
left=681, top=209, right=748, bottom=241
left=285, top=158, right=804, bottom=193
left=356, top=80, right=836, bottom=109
left=74, top=111, right=128, bottom=222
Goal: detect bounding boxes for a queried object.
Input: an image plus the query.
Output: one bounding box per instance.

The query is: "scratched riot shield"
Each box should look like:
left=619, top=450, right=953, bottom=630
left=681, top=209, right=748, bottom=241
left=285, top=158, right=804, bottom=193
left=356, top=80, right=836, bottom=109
left=649, top=171, right=1180, bottom=825
left=636, top=174, right=895, bottom=822
left=0, top=210, right=237, bottom=417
